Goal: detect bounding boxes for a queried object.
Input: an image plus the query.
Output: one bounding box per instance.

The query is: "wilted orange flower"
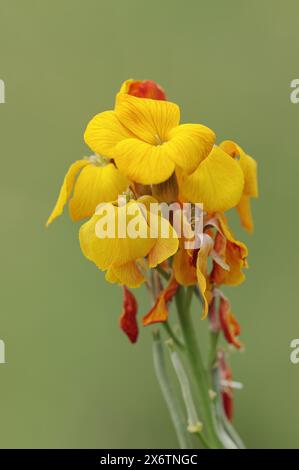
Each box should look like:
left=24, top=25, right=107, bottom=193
left=218, top=351, right=234, bottom=421
left=219, top=293, right=242, bottom=349
left=142, top=276, right=179, bottom=326
left=210, top=214, right=248, bottom=286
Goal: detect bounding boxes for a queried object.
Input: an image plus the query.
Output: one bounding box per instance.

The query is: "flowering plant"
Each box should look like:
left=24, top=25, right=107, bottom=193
left=47, top=79, right=258, bottom=449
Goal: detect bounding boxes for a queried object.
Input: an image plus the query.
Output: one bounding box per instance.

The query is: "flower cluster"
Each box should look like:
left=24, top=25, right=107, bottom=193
left=47, top=79, right=258, bottom=365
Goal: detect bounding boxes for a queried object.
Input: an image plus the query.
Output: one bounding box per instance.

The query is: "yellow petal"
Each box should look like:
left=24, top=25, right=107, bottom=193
left=167, top=124, right=215, bottom=173
left=106, top=262, right=145, bottom=288
left=79, top=202, right=155, bottom=270
left=148, top=236, right=178, bottom=268
left=69, top=163, right=129, bottom=221
left=220, top=141, right=257, bottom=232
left=239, top=153, right=258, bottom=197
left=84, top=110, right=132, bottom=158
left=196, top=234, right=214, bottom=319
left=178, top=146, right=244, bottom=213
left=105, top=266, right=119, bottom=283
left=114, top=138, right=175, bottom=184
left=219, top=141, right=258, bottom=197
left=79, top=197, right=177, bottom=283
left=115, top=93, right=180, bottom=144
left=236, top=195, right=254, bottom=233
left=118, top=79, right=134, bottom=95
left=146, top=204, right=179, bottom=267
left=46, top=159, right=89, bottom=226
left=173, top=243, right=197, bottom=286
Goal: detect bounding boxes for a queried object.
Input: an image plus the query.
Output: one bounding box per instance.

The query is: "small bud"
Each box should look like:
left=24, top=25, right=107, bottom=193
left=128, top=80, right=166, bottom=100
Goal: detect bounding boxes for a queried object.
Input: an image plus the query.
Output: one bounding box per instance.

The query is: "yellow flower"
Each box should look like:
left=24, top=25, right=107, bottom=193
left=46, top=155, right=129, bottom=226
left=219, top=140, right=258, bottom=232
left=177, top=145, right=244, bottom=213
left=79, top=196, right=179, bottom=288
left=84, top=93, right=215, bottom=185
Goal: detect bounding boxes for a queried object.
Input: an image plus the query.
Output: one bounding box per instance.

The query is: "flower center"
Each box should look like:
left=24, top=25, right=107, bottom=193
left=154, top=134, right=163, bottom=146
left=87, top=154, right=108, bottom=166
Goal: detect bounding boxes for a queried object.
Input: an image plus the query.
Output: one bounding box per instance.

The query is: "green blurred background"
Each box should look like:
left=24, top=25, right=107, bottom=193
left=0, top=0, right=298, bottom=449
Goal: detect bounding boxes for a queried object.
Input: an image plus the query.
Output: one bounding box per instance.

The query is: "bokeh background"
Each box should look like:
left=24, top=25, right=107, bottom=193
left=0, top=0, right=298, bottom=449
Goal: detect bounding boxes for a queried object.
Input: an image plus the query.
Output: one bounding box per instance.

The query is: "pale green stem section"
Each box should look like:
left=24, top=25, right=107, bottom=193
left=167, top=341, right=210, bottom=449
left=152, top=330, right=193, bottom=449
left=167, top=341, right=201, bottom=430
left=175, top=286, right=223, bottom=449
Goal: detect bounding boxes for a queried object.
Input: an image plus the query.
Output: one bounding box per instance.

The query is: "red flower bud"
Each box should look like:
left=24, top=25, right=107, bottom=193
left=119, top=286, right=138, bottom=343
left=128, top=80, right=166, bottom=100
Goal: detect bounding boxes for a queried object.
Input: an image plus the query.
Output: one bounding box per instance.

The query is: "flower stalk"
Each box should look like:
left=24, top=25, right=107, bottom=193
left=47, top=78, right=257, bottom=450
left=174, top=286, right=223, bottom=449
left=152, top=330, right=193, bottom=449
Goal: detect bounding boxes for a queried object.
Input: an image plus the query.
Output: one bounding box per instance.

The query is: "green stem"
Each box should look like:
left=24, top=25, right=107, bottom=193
left=208, top=332, right=219, bottom=370
left=222, top=414, right=246, bottom=449
left=156, top=266, right=170, bottom=281
left=162, top=322, right=185, bottom=351
left=152, top=330, right=193, bottom=449
left=175, top=286, right=222, bottom=449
